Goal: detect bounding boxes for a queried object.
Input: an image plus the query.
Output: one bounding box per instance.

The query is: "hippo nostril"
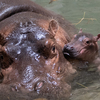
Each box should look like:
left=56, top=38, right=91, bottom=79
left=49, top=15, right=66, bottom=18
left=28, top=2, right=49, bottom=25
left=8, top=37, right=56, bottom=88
left=65, top=45, right=74, bottom=50
left=34, top=81, right=44, bottom=91
left=66, top=45, right=68, bottom=47
left=65, top=45, right=70, bottom=49
left=71, top=47, right=74, bottom=50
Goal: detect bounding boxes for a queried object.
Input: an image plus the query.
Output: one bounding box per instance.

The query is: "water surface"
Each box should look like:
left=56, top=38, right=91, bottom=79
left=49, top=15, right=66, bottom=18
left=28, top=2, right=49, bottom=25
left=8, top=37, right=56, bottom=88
left=32, top=0, right=100, bottom=36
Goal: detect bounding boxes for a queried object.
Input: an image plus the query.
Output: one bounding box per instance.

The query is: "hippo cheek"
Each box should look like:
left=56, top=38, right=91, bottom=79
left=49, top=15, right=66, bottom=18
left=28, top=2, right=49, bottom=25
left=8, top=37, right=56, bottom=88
left=45, top=55, right=64, bottom=77
left=77, top=48, right=96, bottom=61
left=75, top=48, right=87, bottom=59
left=70, top=48, right=89, bottom=60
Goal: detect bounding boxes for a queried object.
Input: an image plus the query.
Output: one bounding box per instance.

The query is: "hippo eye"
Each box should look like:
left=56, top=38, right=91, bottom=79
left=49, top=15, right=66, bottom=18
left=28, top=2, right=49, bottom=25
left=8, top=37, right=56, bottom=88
left=51, top=45, right=56, bottom=53
left=86, top=41, right=90, bottom=44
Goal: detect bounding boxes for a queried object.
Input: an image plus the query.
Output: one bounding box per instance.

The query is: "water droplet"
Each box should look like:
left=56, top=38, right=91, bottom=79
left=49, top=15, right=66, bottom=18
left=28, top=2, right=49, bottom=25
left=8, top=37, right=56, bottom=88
left=17, top=49, right=21, bottom=54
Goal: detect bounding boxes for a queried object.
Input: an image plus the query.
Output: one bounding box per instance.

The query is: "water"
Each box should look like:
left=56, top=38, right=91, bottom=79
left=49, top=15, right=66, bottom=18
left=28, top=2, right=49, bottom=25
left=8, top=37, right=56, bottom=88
left=31, top=0, right=100, bottom=100
left=32, top=0, right=100, bottom=36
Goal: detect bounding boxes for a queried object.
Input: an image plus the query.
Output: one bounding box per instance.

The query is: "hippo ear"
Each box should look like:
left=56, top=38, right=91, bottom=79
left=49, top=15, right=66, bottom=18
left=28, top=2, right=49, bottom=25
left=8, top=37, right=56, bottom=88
left=94, top=34, right=100, bottom=42
left=78, top=28, right=83, bottom=34
left=48, top=19, right=59, bottom=36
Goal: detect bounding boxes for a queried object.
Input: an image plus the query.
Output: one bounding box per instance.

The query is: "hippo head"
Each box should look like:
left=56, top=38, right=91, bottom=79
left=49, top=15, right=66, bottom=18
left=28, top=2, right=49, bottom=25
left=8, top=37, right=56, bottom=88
left=63, top=29, right=100, bottom=62
left=0, top=11, right=76, bottom=99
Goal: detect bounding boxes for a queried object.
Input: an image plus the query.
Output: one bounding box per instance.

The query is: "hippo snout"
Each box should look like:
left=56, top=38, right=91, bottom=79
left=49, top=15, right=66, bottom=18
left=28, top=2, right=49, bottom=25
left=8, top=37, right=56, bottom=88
left=63, top=44, right=76, bottom=57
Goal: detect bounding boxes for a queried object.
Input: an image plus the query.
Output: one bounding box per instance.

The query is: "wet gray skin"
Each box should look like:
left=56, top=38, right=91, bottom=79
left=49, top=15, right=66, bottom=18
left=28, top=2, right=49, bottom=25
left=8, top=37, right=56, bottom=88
left=0, top=0, right=77, bottom=100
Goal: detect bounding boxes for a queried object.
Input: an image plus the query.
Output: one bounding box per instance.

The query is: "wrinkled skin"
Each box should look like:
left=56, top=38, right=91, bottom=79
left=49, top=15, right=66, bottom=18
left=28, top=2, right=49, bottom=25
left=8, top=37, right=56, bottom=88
left=0, top=0, right=77, bottom=100
left=63, top=30, right=100, bottom=69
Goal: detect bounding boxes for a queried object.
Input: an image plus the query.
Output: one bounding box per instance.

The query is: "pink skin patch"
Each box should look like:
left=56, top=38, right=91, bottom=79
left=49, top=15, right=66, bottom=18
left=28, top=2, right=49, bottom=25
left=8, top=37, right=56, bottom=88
left=80, top=49, right=86, bottom=54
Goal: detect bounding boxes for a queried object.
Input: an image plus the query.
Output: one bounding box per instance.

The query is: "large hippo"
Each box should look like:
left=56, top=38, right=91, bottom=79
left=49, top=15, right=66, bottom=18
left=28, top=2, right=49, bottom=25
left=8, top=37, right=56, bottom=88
left=0, top=0, right=77, bottom=100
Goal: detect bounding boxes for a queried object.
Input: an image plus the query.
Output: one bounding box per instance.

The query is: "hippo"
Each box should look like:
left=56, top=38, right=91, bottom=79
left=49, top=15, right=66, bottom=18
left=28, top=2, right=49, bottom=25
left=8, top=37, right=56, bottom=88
left=0, top=0, right=77, bottom=100
left=63, top=29, right=100, bottom=69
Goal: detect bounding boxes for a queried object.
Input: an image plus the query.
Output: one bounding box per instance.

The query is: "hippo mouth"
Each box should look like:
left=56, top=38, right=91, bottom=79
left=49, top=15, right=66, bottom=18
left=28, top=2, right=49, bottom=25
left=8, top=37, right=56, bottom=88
left=63, top=47, right=86, bottom=58
left=63, top=52, right=77, bottom=57
left=63, top=48, right=78, bottom=58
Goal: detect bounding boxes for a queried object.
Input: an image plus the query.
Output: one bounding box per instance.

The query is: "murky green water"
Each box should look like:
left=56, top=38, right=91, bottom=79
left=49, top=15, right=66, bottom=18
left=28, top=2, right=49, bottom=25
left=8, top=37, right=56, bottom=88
left=31, top=0, right=100, bottom=100
left=32, top=0, right=100, bottom=36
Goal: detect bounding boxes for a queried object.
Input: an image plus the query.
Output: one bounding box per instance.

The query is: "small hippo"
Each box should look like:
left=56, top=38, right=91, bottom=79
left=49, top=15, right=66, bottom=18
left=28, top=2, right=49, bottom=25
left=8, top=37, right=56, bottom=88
left=0, top=0, right=77, bottom=100
left=63, top=29, right=100, bottom=63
